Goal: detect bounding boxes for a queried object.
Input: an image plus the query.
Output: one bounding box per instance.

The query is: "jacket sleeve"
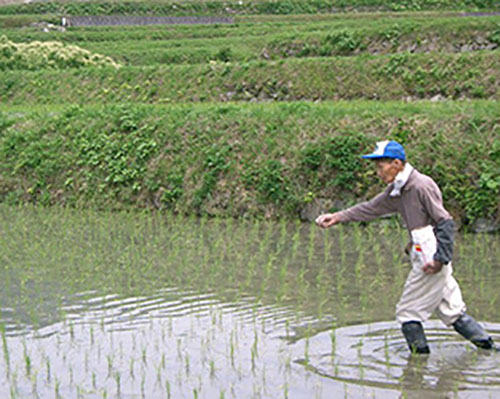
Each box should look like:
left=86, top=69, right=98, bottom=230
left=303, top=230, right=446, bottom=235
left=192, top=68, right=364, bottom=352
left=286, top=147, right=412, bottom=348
left=433, top=218, right=455, bottom=264
left=417, top=178, right=454, bottom=264
left=337, top=189, right=397, bottom=223
left=418, top=178, right=451, bottom=224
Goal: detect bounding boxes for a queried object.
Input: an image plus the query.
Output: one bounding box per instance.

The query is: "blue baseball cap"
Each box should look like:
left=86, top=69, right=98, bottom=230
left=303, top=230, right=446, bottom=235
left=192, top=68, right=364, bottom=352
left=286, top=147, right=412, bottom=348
left=361, top=140, right=406, bottom=161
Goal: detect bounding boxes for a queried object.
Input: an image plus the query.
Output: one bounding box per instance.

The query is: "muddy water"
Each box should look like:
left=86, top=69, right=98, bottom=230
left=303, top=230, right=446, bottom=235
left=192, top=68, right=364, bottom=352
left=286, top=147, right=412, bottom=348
left=1, top=207, right=499, bottom=398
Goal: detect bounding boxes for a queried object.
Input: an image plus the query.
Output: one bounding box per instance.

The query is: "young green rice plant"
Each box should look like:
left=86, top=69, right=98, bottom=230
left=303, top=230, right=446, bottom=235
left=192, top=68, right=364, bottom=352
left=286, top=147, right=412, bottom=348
left=251, top=329, right=258, bottom=373
left=155, top=362, right=162, bottom=387
left=280, top=380, right=289, bottom=399
left=54, top=377, right=60, bottom=399
left=209, top=359, right=216, bottom=379
left=304, top=335, right=310, bottom=366
left=357, top=338, right=365, bottom=380
left=243, top=255, right=258, bottom=291
left=22, top=341, right=30, bottom=377
left=260, top=253, right=276, bottom=299
left=114, top=372, right=121, bottom=397
left=185, top=351, right=190, bottom=377
left=354, top=246, right=365, bottom=282
left=276, top=256, right=290, bottom=303
left=307, top=223, right=317, bottom=266
left=290, top=220, right=302, bottom=261
left=141, top=374, right=146, bottom=398
left=129, top=357, right=135, bottom=380
left=316, top=280, right=330, bottom=321
left=276, top=219, right=288, bottom=255
left=165, top=379, right=171, bottom=399
left=384, top=332, right=390, bottom=369
left=323, top=226, right=332, bottom=264
left=44, top=355, right=51, bottom=383
left=106, top=354, right=113, bottom=378
left=337, top=224, right=347, bottom=266
left=229, top=330, right=236, bottom=369
left=330, top=322, right=337, bottom=363
left=0, top=322, right=9, bottom=373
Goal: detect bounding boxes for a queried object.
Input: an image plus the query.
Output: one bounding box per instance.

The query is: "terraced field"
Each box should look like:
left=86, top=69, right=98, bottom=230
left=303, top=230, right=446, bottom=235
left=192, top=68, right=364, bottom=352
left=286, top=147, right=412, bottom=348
left=1, top=3, right=500, bottom=399
left=0, top=1, right=499, bottom=225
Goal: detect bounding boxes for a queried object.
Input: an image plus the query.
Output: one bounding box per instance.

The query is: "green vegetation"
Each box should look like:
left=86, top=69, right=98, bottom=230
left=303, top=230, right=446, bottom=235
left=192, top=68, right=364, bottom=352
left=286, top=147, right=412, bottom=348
left=1, top=1, right=499, bottom=397
left=0, top=35, right=120, bottom=70
left=0, top=0, right=499, bottom=17
left=1, top=206, right=499, bottom=397
left=1, top=51, right=499, bottom=104
left=1, top=206, right=498, bottom=327
left=1, top=15, right=499, bottom=65
left=0, top=0, right=498, bottom=227
left=1, top=101, right=498, bottom=225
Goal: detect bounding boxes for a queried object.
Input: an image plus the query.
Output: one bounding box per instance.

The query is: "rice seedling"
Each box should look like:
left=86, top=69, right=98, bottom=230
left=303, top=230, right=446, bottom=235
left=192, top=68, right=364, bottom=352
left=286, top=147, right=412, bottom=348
left=114, top=372, right=121, bottom=397
left=185, top=351, right=190, bottom=377
left=22, top=342, right=30, bottom=377
left=165, top=379, right=171, bottom=399
left=54, top=377, right=61, bottom=399
left=0, top=205, right=499, bottom=398
left=304, top=335, right=310, bottom=366
left=330, top=324, right=337, bottom=362
left=251, top=329, right=258, bottom=373
left=0, top=322, right=9, bottom=373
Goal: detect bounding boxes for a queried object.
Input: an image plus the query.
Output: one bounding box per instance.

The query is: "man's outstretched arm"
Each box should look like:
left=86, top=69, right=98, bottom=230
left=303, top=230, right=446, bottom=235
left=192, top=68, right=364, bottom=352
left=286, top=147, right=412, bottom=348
left=316, top=189, right=397, bottom=228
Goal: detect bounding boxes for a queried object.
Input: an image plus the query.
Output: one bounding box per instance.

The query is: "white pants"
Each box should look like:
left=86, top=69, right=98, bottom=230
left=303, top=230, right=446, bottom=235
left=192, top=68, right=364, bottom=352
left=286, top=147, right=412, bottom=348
left=395, top=226, right=466, bottom=326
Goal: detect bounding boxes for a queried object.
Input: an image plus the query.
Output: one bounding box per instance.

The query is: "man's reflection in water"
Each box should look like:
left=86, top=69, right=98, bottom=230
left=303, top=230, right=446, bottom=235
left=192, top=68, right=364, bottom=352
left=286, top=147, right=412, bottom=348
left=399, top=344, right=493, bottom=399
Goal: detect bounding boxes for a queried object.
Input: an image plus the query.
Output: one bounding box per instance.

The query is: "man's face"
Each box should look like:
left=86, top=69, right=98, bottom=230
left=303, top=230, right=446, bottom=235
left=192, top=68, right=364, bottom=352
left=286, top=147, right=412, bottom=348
left=375, top=159, right=403, bottom=184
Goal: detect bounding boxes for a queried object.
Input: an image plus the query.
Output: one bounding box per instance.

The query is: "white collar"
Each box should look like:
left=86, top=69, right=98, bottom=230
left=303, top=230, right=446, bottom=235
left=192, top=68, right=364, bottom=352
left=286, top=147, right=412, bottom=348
left=390, top=162, right=413, bottom=197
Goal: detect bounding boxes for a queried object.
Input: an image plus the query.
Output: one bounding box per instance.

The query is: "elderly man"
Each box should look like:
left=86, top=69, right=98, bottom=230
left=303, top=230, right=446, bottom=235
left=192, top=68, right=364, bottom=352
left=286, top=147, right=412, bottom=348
left=316, top=140, right=495, bottom=354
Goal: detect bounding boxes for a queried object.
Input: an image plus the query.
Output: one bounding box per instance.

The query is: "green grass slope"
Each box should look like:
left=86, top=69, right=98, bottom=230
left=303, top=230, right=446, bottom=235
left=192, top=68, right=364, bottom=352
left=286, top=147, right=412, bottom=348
left=0, top=0, right=499, bottom=16
left=0, top=1, right=498, bottom=227
left=1, top=102, right=498, bottom=226
left=1, top=52, right=499, bottom=104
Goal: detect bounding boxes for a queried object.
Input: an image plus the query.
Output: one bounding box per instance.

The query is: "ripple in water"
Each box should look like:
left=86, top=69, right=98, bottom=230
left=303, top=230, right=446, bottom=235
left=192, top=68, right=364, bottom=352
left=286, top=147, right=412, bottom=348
left=295, top=320, right=500, bottom=398
left=2, top=289, right=500, bottom=399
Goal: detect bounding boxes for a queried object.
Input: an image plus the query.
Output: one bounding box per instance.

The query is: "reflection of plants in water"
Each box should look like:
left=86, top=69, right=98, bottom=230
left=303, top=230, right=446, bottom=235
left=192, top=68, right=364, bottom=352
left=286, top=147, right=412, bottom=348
left=384, top=332, right=390, bottom=369
left=330, top=323, right=337, bottom=362
left=2, top=206, right=500, bottom=398
left=0, top=323, right=9, bottom=374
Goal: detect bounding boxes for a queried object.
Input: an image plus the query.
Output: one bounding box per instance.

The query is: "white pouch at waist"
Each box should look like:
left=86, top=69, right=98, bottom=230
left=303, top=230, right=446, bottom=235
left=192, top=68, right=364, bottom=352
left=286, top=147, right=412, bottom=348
left=410, top=225, right=437, bottom=271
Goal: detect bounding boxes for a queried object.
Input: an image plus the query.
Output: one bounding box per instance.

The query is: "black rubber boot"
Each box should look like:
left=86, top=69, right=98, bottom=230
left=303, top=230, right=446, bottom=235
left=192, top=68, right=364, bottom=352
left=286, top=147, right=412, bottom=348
left=402, top=321, right=430, bottom=354
left=453, top=313, right=495, bottom=350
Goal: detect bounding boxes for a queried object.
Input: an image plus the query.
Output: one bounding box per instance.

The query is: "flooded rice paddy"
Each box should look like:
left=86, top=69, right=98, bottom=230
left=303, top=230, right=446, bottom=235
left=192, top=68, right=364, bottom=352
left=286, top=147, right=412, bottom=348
left=1, top=205, right=499, bottom=398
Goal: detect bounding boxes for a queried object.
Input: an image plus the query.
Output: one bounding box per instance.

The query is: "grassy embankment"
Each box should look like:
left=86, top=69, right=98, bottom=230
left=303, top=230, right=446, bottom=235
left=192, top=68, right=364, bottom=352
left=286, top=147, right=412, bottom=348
left=0, top=2, right=498, bottom=227
left=1, top=101, right=498, bottom=225
left=0, top=0, right=499, bottom=17
left=1, top=15, right=499, bottom=65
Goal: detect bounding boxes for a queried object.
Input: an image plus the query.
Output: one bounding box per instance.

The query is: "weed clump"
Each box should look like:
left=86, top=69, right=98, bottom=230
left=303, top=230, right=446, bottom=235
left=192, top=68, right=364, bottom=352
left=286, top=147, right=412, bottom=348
left=0, top=35, right=120, bottom=71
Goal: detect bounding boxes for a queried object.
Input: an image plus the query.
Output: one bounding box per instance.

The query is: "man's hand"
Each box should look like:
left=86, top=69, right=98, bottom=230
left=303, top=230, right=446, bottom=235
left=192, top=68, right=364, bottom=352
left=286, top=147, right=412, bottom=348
left=315, top=213, right=341, bottom=229
left=423, top=260, right=444, bottom=275
left=404, top=241, right=412, bottom=255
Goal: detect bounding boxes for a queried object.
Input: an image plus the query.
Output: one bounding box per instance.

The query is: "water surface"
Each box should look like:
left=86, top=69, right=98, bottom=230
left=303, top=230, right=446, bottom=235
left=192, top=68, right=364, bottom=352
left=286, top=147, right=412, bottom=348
left=1, top=206, right=499, bottom=398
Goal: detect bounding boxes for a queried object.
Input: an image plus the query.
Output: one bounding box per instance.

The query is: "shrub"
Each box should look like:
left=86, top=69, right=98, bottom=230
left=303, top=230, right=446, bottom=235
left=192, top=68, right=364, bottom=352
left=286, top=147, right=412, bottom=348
left=0, top=35, right=120, bottom=70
